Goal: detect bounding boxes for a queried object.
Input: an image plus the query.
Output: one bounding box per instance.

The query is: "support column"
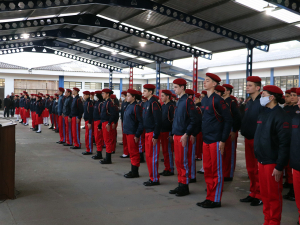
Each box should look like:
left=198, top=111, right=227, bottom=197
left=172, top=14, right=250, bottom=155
left=270, top=68, right=274, bottom=85
left=109, top=69, right=113, bottom=90
left=246, top=47, right=253, bottom=79
left=129, top=67, right=133, bottom=89
left=193, top=56, right=198, bottom=94
left=59, top=75, right=64, bottom=88
left=299, top=66, right=300, bottom=87
left=156, top=62, right=161, bottom=96
left=120, top=78, right=123, bottom=93
left=226, top=72, right=229, bottom=84
left=167, top=77, right=170, bottom=90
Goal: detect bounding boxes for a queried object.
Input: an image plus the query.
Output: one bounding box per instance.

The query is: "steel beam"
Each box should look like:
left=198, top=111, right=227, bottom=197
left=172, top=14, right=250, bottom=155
left=109, top=69, right=113, bottom=90
left=246, top=47, right=253, bottom=79
left=129, top=67, right=133, bottom=89
left=193, top=56, right=198, bottom=94
left=156, top=62, right=161, bottom=95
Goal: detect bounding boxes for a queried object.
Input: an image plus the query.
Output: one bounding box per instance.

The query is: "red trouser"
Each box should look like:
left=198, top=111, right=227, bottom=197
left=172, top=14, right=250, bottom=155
left=223, top=132, right=238, bottom=178
left=43, top=108, right=49, bottom=117
left=35, top=114, right=43, bottom=125
left=65, top=118, right=73, bottom=145
left=15, top=107, right=19, bottom=115
left=58, top=116, right=66, bottom=142
left=31, top=111, right=36, bottom=128
left=145, top=132, right=160, bottom=182
left=259, top=163, right=283, bottom=225
left=139, top=130, right=145, bottom=153
left=94, top=120, right=103, bottom=152
left=174, top=135, right=191, bottom=184
left=102, top=121, right=113, bottom=153
left=126, top=134, right=140, bottom=167
left=285, top=162, right=293, bottom=184
left=196, top=132, right=203, bottom=159
left=245, top=138, right=260, bottom=199
left=55, top=115, right=59, bottom=129
left=160, top=132, right=174, bottom=173
left=203, top=142, right=224, bottom=202
left=293, top=169, right=300, bottom=224
left=21, top=107, right=24, bottom=120
left=122, top=123, right=129, bottom=155
left=71, top=117, right=81, bottom=148
left=24, top=109, right=30, bottom=118
left=50, top=113, right=53, bottom=125
left=85, top=121, right=93, bottom=153
left=188, top=138, right=196, bottom=180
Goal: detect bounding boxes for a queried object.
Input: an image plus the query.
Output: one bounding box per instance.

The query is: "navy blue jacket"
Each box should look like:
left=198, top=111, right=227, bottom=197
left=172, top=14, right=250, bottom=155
left=113, top=104, right=119, bottom=124
left=225, top=97, right=241, bottom=132
left=161, top=101, right=175, bottom=133
left=100, top=98, right=115, bottom=125
left=142, top=96, right=162, bottom=139
left=201, top=92, right=233, bottom=144
left=121, top=101, right=129, bottom=122
left=35, top=99, right=45, bottom=117
left=30, top=99, right=36, bottom=112
left=24, top=98, right=30, bottom=110
left=70, top=95, right=84, bottom=119
left=193, top=103, right=202, bottom=136
left=52, top=100, right=57, bottom=115
left=83, top=98, right=94, bottom=124
left=63, top=96, right=73, bottom=117
left=57, top=95, right=65, bottom=116
left=172, top=94, right=197, bottom=136
left=15, top=99, right=19, bottom=108
left=93, top=100, right=103, bottom=121
left=241, top=94, right=264, bottom=140
left=49, top=100, right=53, bottom=114
left=19, top=96, right=24, bottom=108
left=290, top=111, right=300, bottom=171
left=123, top=101, right=144, bottom=138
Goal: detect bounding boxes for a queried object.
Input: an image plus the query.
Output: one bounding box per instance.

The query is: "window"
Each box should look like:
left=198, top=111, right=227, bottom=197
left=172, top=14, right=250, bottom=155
left=122, top=84, right=142, bottom=91
left=14, top=79, right=58, bottom=95
left=85, top=82, right=102, bottom=90
left=64, top=81, right=82, bottom=89
left=104, top=83, right=121, bottom=90
left=0, top=79, right=4, bottom=87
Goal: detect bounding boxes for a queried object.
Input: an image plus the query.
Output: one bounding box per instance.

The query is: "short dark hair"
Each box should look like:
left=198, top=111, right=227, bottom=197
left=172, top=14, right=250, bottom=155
left=179, top=84, right=186, bottom=90
left=145, top=88, right=155, bottom=95
left=254, top=82, right=262, bottom=91
left=266, top=91, right=285, bottom=104
left=225, top=87, right=232, bottom=95
left=241, top=97, right=244, bottom=101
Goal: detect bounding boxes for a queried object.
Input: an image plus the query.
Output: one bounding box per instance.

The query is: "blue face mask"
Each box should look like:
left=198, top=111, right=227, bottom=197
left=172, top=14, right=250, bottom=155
left=260, top=96, right=271, bottom=107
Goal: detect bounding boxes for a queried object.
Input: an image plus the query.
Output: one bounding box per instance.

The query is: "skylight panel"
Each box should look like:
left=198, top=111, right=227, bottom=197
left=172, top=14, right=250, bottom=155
left=80, top=41, right=100, bottom=48
left=97, top=15, right=119, bottom=23
left=235, top=0, right=275, bottom=12
left=136, top=58, right=154, bottom=63
left=269, top=9, right=300, bottom=23
left=119, top=52, right=137, bottom=58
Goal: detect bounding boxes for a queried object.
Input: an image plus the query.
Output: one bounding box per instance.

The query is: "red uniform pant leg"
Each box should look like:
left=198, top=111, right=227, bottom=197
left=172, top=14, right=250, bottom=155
left=94, top=120, right=103, bottom=152
left=44, top=108, right=49, bottom=117
left=259, top=163, right=283, bottom=225
left=50, top=113, right=53, bottom=125
left=285, top=162, right=293, bottom=184
left=31, top=112, right=36, bottom=128
left=196, top=132, right=203, bottom=159
left=85, top=121, right=93, bottom=153
left=102, top=121, right=113, bottom=153
left=145, top=132, right=160, bottom=182
left=203, top=142, right=224, bottom=203
left=126, top=134, right=140, bottom=167
left=188, top=138, right=196, bottom=180
left=223, top=134, right=237, bottom=178
left=56, top=115, right=59, bottom=129
left=174, top=135, right=190, bottom=184
left=245, top=138, right=260, bottom=199
left=35, top=114, right=43, bottom=125
left=20, top=108, right=23, bottom=120
left=293, top=169, right=300, bottom=224
left=58, top=116, right=66, bottom=142
left=122, top=123, right=129, bottom=155
left=65, top=117, right=73, bottom=145
left=139, top=130, right=145, bottom=153
left=72, top=117, right=81, bottom=147
left=15, top=107, right=19, bottom=115
left=160, top=132, right=174, bottom=172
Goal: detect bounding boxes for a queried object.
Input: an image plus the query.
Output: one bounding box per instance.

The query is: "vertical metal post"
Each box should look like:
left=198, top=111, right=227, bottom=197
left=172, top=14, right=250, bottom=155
left=246, top=47, right=253, bottom=79
left=226, top=72, right=229, bottom=84
left=59, top=75, right=64, bottom=88
left=109, top=69, right=113, bottom=90
left=156, top=62, right=161, bottom=96
left=193, top=56, right=198, bottom=94
left=299, top=66, right=300, bottom=87
left=167, top=77, right=170, bottom=90
left=270, top=68, right=274, bottom=85
left=120, top=78, right=123, bottom=93
left=129, top=67, right=133, bottom=89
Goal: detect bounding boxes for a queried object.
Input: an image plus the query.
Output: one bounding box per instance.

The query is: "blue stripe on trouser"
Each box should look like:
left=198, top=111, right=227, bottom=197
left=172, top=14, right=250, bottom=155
left=215, top=142, right=223, bottom=202
left=89, top=126, right=93, bottom=152
left=69, top=122, right=72, bottom=144
left=152, top=133, right=158, bottom=182
left=76, top=122, right=80, bottom=147
left=230, top=140, right=235, bottom=178
left=184, top=141, right=189, bottom=184
left=62, top=117, right=66, bottom=142
left=168, top=138, right=174, bottom=173
left=191, top=140, right=196, bottom=179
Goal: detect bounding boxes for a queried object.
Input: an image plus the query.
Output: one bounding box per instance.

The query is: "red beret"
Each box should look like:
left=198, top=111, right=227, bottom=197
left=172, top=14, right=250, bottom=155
left=54, top=93, right=59, bottom=96
left=83, top=91, right=90, bottom=95
left=263, top=85, right=283, bottom=95
left=36, top=95, right=42, bottom=99
left=176, top=98, right=179, bottom=101
left=58, top=87, right=65, bottom=93
left=137, top=91, right=142, bottom=96
left=172, top=94, right=177, bottom=98
left=30, top=94, right=35, bottom=96
left=110, top=94, right=116, bottom=99
left=247, top=76, right=261, bottom=83
left=201, top=91, right=207, bottom=95
left=195, top=93, right=201, bottom=98
left=185, top=89, right=194, bottom=95
left=173, top=78, right=187, bottom=85
left=215, top=86, right=225, bottom=92
left=144, top=84, right=156, bottom=90
left=206, top=73, right=221, bottom=82
left=161, top=90, right=172, bottom=96
left=23, top=91, right=27, bottom=93
left=153, top=95, right=159, bottom=100
left=23, top=92, right=28, bottom=95
left=291, top=88, right=297, bottom=93
left=50, top=96, right=54, bottom=98
left=20, top=93, right=23, bottom=95
left=127, top=88, right=138, bottom=95
left=142, top=96, right=148, bottom=100
left=230, top=95, right=236, bottom=100
left=121, top=91, right=127, bottom=95
left=66, top=89, right=72, bottom=93
left=223, top=84, right=234, bottom=89
left=45, top=94, right=50, bottom=96
left=296, top=88, right=300, bottom=96
left=102, top=88, right=112, bottom=93
left=95, top=91, right=102, bottom=94
left=15, top=95, right=19, bottom=97
left=73, top=87, right=80, bottom=92
left=285, top=90, right=291, bottom=95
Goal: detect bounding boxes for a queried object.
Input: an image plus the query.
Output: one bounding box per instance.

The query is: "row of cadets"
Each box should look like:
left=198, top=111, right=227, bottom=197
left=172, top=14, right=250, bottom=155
left=110, top=94, right=119, bottom=154
left=23, top=93, right=31, bottom=126
left=194, top=93, right=203, bottom=161
left=197, top=73, right=232, bottom=208
left=254, top=85, right=291, bottom=225
left=240, top=76, right=264, bottom=206
left=123, top=89, right=144, bottom=178
left=62, top=89, right=73, bottom=147
left=48, top=96, right=54, bottom=130
left=57, top=88, right=67, bottom=144
left=92, top=91, right=104, bottom=160
left=35, top=94, right=45, bottom=133
left=30, top=94, right=37, bottom=130
left=120, top=91, right=129, bottom=158
left=43, top=94, right=50, bottom=126
left=82, top=91, right=94, bottom=155
left=159, top=90, right=175, bottom=177
left=14, top=95, right=20, bottom=122
left=138, top=95, right=147, bottom=163
left=142, top=84, right=162, bottom=186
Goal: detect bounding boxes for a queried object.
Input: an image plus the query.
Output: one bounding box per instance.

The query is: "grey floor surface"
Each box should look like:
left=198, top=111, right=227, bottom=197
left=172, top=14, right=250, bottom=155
left=0, top=113, right=298, bottom=225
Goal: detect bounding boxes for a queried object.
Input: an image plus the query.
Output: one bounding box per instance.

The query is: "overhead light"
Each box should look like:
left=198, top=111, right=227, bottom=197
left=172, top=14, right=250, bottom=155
left=97, top=14, right=120, bottom=23
left=100, top=46, right=119, bottom=53
left=146, top=31, right=168, bottom=39
left=21, top=33, right=30, bottom=39
left=67, top=38, right=80, bottom=42
left=263, top=4, right=275, bottom=15
left=139, top=42, right=147, bottom=47
left=119, top=52, right=137, bottom=58
left=136, top=58, right=154, bottom=63
left=80, top=41, right=100, bottom=48
left=111, top=51, right=117, bottom=55
left=121, top=22, right=145, bottom=31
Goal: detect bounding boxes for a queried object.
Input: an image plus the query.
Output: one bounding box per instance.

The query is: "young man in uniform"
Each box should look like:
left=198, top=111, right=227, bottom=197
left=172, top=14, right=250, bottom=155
left=159, top=90, right=175, bottom=177
left=57, top=87, right=66, bottom=144
left=23, top=94, right=31, bottom=126
left=82, top=91, right=94, bottom=155
left=63, top=89, right=73, bottom=147
left=35, top=95, right=45, bottom=133
left=19, top=92, right=25, bottom=123
left=222, top=84, right=241, bottom=181
left=169, top=79, right=198, bottom=196
left=92, top=91, right=104, bottom=160
left=48, top=96, right=54, bottom=130
left=196, top=73, right=232, bottom=208
left=194, top=93, right=203, bottom=161
left=240, top=76, right=264, bottom=206
left=70, top=87, right=84, bottom=149
left=142, top=84, right=162, bottom=186
left=139, top=96, right=147, bottom=163
left=43, top=94, right=50, bottom=126
left=30, top=94, right=36, bottom=130
left=120, top=91, right=129, bottom=158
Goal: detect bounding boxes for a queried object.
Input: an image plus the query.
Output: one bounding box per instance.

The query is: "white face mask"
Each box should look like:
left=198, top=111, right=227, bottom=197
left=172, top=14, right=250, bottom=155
left=260, top=96, right=271, bottom=107
left=121, top=97, right=125, bottom=101
left=94, top=96, right=98, bottom=101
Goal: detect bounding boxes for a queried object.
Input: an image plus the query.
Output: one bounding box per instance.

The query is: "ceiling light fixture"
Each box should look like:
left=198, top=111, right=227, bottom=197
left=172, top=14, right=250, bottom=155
left=263, top=4, right=275, bottom=15
left=139, top=42, right=147, bottom=47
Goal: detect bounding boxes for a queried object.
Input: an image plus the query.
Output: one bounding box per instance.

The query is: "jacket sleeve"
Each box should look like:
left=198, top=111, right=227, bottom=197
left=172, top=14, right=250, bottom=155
left=215, top=98, right=233, bottom=142
left=152, top=101, right=162, bottom=139
left=135, top=105, right=144, bottom=138
left=275, top=114, right=292, bottom=171
left=169, top=104, right=175, bottom=122
left=114, top=106, right=119, bottom=124
left=77, top=99, right=84, bottom=119
left=193, top=108, right=202, bottom=136
left=186, top=99, right=197, bottom=136
left=108, top=101, right=116, bottom=125
left=231, top=100, right=242, bottom=132
left=88, top=102, right=94, bottom=124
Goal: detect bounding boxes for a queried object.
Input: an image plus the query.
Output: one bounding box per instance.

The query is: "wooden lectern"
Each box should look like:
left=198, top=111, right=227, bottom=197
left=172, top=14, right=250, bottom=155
left=0, top=124, right=16, bottom=200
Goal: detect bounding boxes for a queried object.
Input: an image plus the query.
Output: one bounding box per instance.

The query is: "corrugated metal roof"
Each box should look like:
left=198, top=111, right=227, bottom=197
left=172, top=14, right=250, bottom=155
left=0, top=62, right=27, bottom=70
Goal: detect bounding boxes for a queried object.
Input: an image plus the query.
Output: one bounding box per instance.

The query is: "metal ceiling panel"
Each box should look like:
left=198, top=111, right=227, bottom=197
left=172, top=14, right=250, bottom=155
left=163, top=0, right=220, bottom=14
left=97, top=5, right=142, bottom=22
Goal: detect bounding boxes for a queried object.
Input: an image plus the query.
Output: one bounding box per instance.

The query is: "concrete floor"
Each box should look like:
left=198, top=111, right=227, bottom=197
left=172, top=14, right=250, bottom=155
left=0, top=113, right=298, bottom=225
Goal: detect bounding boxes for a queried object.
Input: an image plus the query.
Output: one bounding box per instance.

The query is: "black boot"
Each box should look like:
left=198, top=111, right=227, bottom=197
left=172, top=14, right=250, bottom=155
left=19, top=119, right=23, bottom=124
left=140, top=152, right=145, bottom=163
left=175, top=183, right=190, bottom=197
left=33, top=125, right=38, bottom=131
left=48, top=124, right=53, bottom=129
left=124, top=165, right=139, bottom=178
left=283, top=186, right=295, bottom=201
left=92, top=151, right=103, bottom=159
left=100, top=152, right=112, bottom=164
left=169, top=183, right=180, bottom=194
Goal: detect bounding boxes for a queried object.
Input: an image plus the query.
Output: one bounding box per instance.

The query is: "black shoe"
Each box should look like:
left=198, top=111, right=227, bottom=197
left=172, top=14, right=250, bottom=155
left=100, top=153, right=112, bottom=164
left=240, top=195, right=255, bottom=203
left=92, top=152, right=103, bottom=159
left=169, top=186, right=179, bottom=194
left=111, top=151, right=115, bottom=154
left=120, top=155, right=129, bottom=158
left=159, top=170, right=174, bottom=176
left=283, top=182, right=292, bottom=189
left=55, top=130, right=59, bottom=133
left=19, top=120, right=23, bottom=123
left=224, top=177, right=233, bottom=182
left=190, top=178, right=196, bottom=183
left=82, top=152, right=92, bottom=155
left=196, top=200, right=211, bottom=207
left=250, top=198, right=263, bottom=206
left=283, top=187, right=295, bottom=201
left=197, top=171, right=204, bottom=174
left=48, top=126, right=53, bottom=129
left=176, top=183, right=190, bottom=197
left=30, top=127, right=33, bottom=130
left=143, top=179, right=160, bottom=186
left=36, top=131, right=42, bottom=133
left=161, top=158, right=164, bottom=162
left=140, top=152, right=145, bottom=163
left=63, top=143, right=72, bottom=146
left=200, top=200, right=221, bottom=208
left=124, top=165, right=139, bottom=178
left=70, top=146, right=81, bottom=149
left=119, top=143, right=123, bottom=145
left=56, top=141, right=65, bottom=144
